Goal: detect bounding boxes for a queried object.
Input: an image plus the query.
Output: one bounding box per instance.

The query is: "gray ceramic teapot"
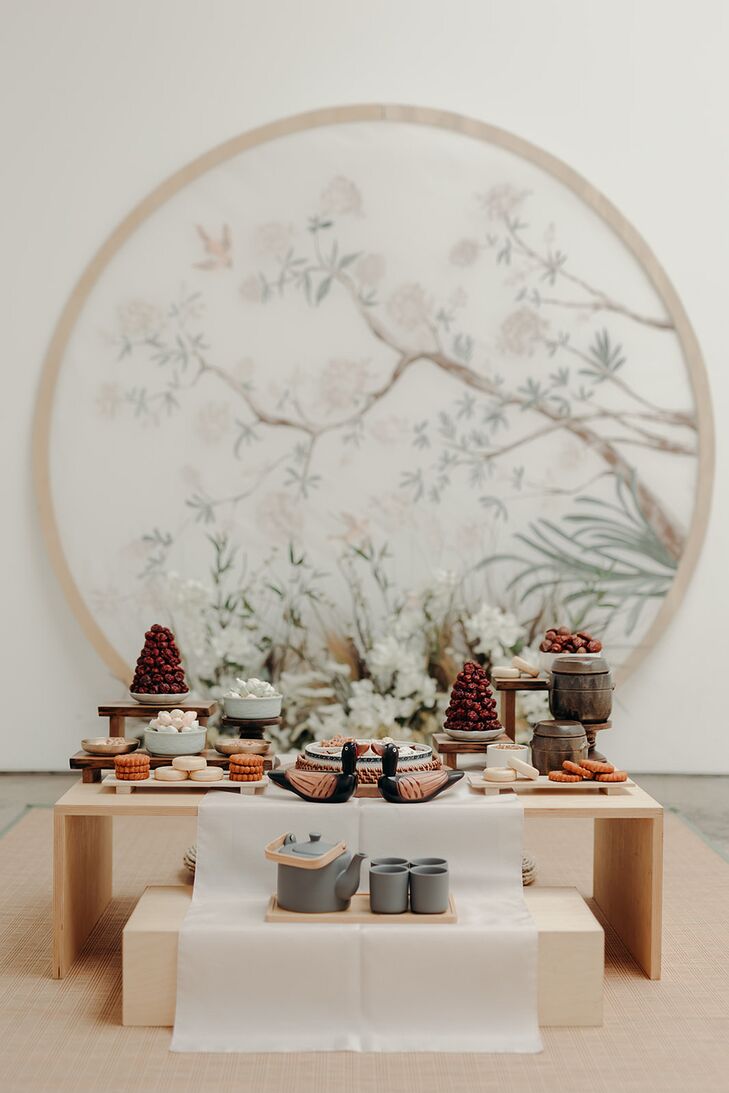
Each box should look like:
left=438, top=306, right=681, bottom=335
left=265, top=832, right=367, bottom=913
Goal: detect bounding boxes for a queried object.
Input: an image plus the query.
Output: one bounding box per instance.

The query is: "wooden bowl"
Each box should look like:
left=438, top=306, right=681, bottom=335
left=81, top=737, right=139, bottom=756
left=214, top=738, right=270, bottom=757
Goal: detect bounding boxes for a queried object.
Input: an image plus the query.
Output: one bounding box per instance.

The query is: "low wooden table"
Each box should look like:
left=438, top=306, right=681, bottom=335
left=51, top=779, right=664, bottom=981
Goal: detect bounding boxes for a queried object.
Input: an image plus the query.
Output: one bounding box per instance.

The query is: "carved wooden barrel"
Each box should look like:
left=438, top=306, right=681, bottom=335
left=549, top=656, right=613, bottom=725
left=531, top=719, right=588, bottom=776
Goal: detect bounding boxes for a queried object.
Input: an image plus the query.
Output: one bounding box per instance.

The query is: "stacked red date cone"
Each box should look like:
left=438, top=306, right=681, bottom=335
left=131, top=623, right=188, bottom=696
left=444, top=661, right=502, bottom=735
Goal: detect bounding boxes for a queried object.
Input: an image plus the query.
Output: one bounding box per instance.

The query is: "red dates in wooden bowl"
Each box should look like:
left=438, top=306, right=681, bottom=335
left=539, top=626, right=602, bottom=655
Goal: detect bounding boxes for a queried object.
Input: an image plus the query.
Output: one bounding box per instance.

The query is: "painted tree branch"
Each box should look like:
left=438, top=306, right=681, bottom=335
left=425, top=349, right=684, bottom=560
left=502, top=216, right=674, bottom=332
left=331, top=274, right=685, bottom=560
left=185, top=238, right=689, bottom=561
left=553, top=340, right=697, bottom=429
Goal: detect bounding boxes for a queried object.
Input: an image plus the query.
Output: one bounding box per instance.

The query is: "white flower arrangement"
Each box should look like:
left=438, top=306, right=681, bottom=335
left=153, top=535, right=551, bottom=750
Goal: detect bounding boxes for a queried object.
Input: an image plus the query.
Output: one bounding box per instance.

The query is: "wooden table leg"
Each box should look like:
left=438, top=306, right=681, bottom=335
left=443, top=753, right=458, bottom=770
left=593, top=814, right=663, bottom=979
left=109, top=714, right=125, bottom=736
left=500, top=691, right=516, bottom=740
left=53, top=812, right=113, bottom=978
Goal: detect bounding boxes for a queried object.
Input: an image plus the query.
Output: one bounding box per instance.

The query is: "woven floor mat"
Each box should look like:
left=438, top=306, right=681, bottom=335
left=0, top=806, right=727, bottom=1092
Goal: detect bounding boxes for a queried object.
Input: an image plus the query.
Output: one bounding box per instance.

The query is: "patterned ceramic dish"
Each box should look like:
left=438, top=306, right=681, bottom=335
left=81, top=737, right=139, bottom=756
left=303, top=739, right=433, bottom=770
left=297, top=740, right=439, bottom=784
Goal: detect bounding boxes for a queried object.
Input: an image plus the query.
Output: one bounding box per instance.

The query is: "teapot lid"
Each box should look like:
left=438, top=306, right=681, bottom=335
left=286, top=832, right=340, bottom=858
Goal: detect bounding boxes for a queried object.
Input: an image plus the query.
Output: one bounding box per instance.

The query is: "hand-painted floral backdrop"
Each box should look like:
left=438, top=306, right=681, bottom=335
left=45, top=112, right=709, bottom=744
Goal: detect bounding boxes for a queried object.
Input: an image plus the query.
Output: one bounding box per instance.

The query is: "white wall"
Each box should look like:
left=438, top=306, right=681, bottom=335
left=1, top=0, right=726, bottom=772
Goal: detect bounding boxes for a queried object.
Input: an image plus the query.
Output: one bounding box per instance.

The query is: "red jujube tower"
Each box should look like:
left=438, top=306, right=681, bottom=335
left=444, top=661, right=501, bottom=734
left=130, top=623, right=188, bottom=695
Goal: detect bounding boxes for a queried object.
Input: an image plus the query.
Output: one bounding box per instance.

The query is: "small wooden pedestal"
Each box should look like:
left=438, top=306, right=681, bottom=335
left=494, top=678, right=548, bottom=739
left=98, top=700, right=218, bottom=738
left=432, top=732, right=511, bottom=770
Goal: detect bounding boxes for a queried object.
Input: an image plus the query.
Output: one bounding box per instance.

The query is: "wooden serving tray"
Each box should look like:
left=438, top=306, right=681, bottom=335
left=102, top=773, right=268, bottom=795
left=265, top=893, right=457, bottom=924
left=468, top=773, right=634, bottom=796
left=71, top=749, right=279, bottom=783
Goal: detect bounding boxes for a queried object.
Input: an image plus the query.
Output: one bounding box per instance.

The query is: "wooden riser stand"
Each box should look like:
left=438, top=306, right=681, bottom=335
left=97, top=700, right=218, bottom=738
left=434, top=678, right=610, bottom=769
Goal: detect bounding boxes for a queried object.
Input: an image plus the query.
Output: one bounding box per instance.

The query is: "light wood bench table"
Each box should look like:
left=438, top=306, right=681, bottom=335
left=52, top=779, right=663, bottom=980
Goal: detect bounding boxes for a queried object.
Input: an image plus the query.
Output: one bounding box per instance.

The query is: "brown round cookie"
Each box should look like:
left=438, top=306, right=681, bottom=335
left=115, top=768, right=150, bottom=781
left=596, top=770, right=628, bottom=782
left=229, top=770, right=263, bottom=782
left=548, top=770, right=581, bottom=782
left=229, top=755, right=264, bottom=769
left=581, top=759, right=614, bottom=774
left=115, top=754, right=150, bottom=772
left=562, top=760, right=593, bottom=779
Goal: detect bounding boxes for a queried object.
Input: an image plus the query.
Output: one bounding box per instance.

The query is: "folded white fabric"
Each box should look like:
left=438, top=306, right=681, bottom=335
left=171, top=785, right=541, bottom=1053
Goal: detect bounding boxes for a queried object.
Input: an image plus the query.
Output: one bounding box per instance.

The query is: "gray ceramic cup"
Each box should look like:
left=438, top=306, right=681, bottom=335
left=369, top=864, right=409, bottom=914
left=370, top=856, right=410, bottom=868
left=409, top=857, right=447, bottom=869
left=409, top=865, right=449, bottom=914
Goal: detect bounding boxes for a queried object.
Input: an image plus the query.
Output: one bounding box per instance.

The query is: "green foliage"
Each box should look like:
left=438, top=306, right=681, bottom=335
left=481, top=474, right=676, bottom=635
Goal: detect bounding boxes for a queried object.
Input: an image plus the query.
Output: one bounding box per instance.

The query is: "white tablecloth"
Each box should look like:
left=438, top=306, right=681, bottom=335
left=171, top=783, right=541, bottom=1053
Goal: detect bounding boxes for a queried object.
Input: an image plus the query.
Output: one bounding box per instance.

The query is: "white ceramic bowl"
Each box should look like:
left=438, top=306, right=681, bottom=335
left=130, top=691, right=190, bottom=705
left=486, top=742, right=530, bottom=768
left=144, top=727, right=207, bottom=756
left=223, top=694, right=282, bottom=720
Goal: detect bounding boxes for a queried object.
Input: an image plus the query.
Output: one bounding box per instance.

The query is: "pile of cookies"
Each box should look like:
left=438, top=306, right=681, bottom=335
left=155, top=756, right=224, bottom=783
left=114, top=754, right=151, bottom=781
left=228, top=753, right=265, bottom=782
left=548, top=759, right=627, bottom=783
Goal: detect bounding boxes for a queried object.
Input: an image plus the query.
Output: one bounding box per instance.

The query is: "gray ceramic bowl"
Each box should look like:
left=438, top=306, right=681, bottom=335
left=223, top=694, right=282, bottom=720
left=143, top=727, right=206, bottom=756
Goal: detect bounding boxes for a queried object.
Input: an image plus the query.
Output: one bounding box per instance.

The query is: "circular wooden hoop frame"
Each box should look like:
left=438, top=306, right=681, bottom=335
left=33, top=104, right=714, bottom=686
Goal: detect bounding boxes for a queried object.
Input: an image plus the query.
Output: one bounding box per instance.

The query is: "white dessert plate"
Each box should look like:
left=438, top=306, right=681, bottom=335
left=102, top=772, right=268, bottom=794
left=444, top=726, right=504, bottom=742
left=130, top=691, right=191, bottom=705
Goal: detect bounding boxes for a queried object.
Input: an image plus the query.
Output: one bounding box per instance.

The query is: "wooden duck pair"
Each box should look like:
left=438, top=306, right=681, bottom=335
left=269, top=742, right=463, bottom=804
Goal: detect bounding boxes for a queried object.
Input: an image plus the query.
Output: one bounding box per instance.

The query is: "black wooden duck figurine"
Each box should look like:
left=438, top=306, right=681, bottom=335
left=378, top=743, right=463, bottom=803
left=268, top=740, right=358, bottom=803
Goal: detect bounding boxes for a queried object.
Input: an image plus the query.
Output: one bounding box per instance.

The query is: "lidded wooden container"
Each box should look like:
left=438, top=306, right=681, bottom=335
left=549, top=656, right=613, bottom=725
left=531, top=719, right=588, bottom=776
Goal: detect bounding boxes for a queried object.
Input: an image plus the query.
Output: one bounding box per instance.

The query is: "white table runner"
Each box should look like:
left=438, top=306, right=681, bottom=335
left=171, top=783, right=541, bottom=1053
